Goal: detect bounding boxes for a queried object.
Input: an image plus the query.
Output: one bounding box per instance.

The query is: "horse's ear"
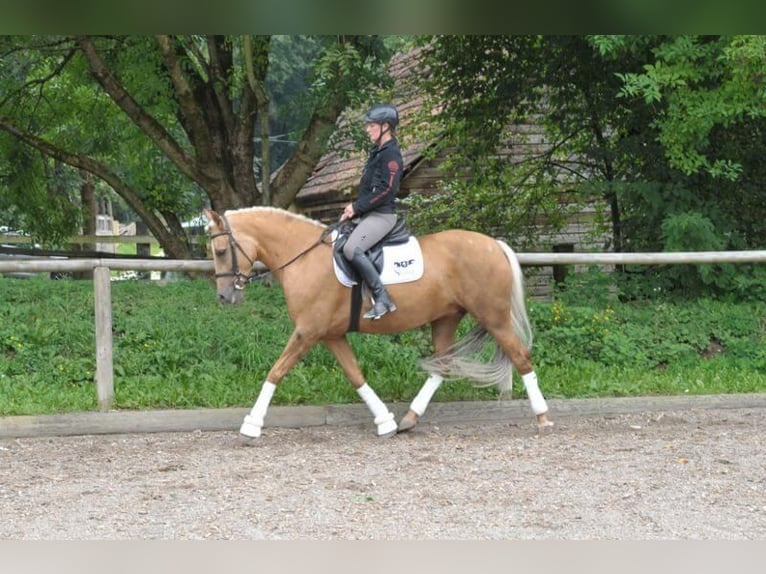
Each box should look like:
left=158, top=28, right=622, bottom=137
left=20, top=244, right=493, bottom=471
left=204, top=208, right=222, bottom=230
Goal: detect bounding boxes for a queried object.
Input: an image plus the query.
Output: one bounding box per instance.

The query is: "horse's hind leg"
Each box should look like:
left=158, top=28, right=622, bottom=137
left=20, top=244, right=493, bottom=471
left=323, top=336, right=398, bottom=438
left=488, top=325, right=553, bottom=430
left=397, top=373, right=443, bottom=432
left=398, top=314, right=462, bottom=432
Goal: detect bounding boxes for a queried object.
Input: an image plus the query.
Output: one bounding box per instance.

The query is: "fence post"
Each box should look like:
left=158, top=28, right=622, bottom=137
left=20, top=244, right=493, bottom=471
left=93, top=265, right=114, bottom=410
left=552, top=243, right=575, bottom=285
left=135, top=221, right=151, bottom=279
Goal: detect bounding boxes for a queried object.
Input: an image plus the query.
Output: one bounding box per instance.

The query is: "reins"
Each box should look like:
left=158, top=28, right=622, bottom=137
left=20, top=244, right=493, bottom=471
left=210, top=214, right=339, bottom=288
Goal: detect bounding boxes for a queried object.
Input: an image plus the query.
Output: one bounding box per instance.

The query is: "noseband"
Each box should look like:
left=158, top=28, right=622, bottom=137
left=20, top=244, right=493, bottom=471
left=209, top=215, right=258, bottom=290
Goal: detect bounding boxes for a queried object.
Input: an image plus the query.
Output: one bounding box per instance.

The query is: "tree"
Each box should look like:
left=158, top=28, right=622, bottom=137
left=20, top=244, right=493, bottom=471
left=418, top=35, right=766, bottom=297
left=0, top=137, right=81, bottom=243
left=591, top=35, right=766, bottom=296
left=412, top=36, right=660, bottom=251
left=0, top=35, right=392, bottom=257
left=590, top=35, right=766, bottom=250
left=592, top=35, right=766, bottom=180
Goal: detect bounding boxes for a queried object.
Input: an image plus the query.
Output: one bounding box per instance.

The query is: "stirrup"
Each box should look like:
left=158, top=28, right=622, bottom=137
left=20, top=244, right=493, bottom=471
left=364, top=299, right=397, bottom=320
left=366, top=300, right=397, bottom=319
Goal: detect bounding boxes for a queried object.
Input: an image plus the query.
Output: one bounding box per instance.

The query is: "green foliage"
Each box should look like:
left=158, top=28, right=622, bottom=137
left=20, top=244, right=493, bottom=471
left=0, top=36, right=201, bottom=245
left=532, top=281, right=766, bottom=378
left=418, top=36, right=658, bottom=251
left=605, top=35, right=766, bottom=181
left=0, top=138, right=81, bottom=244
left=403, top=164, right=579, bottom=248
left=1, top=277, right=765, bottom=416
left=658, top=212, right=731, bottom=293
left=265, top=36, right=324, bottom=167
left=611, top=198, right=766, bottom=300
left=0, top=35, right=396, bottom=256
left=418, top=35, right=766, bottom=271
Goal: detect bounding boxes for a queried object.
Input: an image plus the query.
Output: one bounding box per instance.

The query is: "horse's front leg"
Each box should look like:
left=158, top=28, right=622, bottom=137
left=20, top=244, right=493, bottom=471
left=240, top=328, right=317, bottom=439
left=323, top=336, right=397, bottom=438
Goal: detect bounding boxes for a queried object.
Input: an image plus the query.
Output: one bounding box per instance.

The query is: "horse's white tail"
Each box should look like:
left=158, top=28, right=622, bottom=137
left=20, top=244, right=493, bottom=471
left=496, top=240, right=533, bottom=349
left=419, top=239, right=533, bottom=395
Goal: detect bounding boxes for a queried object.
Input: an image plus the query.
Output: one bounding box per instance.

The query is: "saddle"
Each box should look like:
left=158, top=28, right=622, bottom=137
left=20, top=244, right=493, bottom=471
left=332, top=217, right=417, bottom=332
left=332, top=216, right=412, bottom=280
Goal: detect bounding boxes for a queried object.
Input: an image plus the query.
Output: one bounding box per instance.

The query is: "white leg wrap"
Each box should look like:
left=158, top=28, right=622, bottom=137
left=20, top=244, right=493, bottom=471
left=522, top=371, right=548, bottom=415
left=240, top=381, right=276, bottom=438
left=373, top=412, right=397, bottom=436
left=357, top=383, right=397, bottom=436
left=410, top=373, right=443, bottom=417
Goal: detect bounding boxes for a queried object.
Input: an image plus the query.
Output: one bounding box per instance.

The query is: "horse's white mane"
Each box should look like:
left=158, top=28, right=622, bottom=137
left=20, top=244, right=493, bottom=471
left=223, top=206, right=327, bottom=229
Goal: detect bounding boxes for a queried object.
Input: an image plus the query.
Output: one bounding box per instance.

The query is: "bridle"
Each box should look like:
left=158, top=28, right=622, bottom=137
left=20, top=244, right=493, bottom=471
left=209, top=214, right=337, bottom=290
left=209, top=214, right=258, bottom=290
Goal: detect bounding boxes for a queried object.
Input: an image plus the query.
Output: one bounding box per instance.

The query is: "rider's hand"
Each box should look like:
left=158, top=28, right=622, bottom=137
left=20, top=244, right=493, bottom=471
left=340, top=203, right=355, bottom=221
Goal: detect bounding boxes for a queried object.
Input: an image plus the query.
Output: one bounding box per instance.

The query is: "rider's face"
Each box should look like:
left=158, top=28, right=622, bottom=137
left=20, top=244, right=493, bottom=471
left=365, top=122, right=383, bottom=142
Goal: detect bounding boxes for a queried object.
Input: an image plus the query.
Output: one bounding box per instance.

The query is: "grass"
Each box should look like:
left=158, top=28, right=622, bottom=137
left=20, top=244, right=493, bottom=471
left=1, top=276, right=765, bottom=416
left=115, top=241, right=163, bottom=257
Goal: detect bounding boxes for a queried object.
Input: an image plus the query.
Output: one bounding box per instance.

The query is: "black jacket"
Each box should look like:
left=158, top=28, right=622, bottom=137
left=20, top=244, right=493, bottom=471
left=352, top=138, right=403, bottom=216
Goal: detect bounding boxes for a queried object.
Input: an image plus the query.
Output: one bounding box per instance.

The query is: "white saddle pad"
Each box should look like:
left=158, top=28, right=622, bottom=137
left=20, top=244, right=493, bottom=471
left=333, top=235, right=424, bottom=287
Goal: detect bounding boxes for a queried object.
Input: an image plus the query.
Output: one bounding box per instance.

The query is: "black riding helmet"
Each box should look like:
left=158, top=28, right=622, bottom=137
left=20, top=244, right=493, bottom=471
left=364, top=104, right=399, bottom=131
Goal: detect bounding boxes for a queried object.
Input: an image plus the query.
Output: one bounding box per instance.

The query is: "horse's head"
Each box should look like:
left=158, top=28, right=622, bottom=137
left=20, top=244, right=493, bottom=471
left=205, top=208, right=257, bottom=305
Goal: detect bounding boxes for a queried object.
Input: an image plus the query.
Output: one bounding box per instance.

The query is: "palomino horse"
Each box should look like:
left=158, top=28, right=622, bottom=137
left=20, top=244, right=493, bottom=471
left=205, top=206, right=552, bottom=439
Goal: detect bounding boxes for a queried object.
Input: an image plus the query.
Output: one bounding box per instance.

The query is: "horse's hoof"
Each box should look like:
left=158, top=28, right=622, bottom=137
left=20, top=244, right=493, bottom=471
left=240, top=415, right=263, bottom=439
left=375, top=414, right=398, bottom=438
left=537, top=420, right=555, bottom=434
left=397, top=410, right=419, bottom=432
left=237, top=434, right=261, bottom=447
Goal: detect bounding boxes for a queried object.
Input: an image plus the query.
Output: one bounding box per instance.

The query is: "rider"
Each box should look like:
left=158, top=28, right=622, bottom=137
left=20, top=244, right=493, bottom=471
left=340, top=103, right=404, bottom=320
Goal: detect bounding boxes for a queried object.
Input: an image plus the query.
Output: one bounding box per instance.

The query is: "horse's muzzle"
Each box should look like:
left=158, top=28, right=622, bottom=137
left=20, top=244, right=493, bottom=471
left=217, top=287, right=244, bottom=305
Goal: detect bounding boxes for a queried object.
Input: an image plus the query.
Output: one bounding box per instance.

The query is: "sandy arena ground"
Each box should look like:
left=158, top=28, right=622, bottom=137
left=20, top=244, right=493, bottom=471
left=2, top=405, right=765, bottom=540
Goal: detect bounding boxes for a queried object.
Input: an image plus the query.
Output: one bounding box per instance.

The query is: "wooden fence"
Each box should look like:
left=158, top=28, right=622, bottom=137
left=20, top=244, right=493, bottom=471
left=2, top=250, right=766, bottom=410
left=0, top=234, right=158, bottom=245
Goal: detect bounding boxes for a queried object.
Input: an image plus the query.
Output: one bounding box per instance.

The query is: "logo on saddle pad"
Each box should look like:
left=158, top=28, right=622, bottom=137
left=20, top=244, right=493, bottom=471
left=333, top=235, right=424, bottom=287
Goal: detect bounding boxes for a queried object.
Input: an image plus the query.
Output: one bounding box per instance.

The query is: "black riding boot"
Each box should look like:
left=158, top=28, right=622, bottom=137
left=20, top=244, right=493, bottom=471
left=349, top=248, right=397, bottom=319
